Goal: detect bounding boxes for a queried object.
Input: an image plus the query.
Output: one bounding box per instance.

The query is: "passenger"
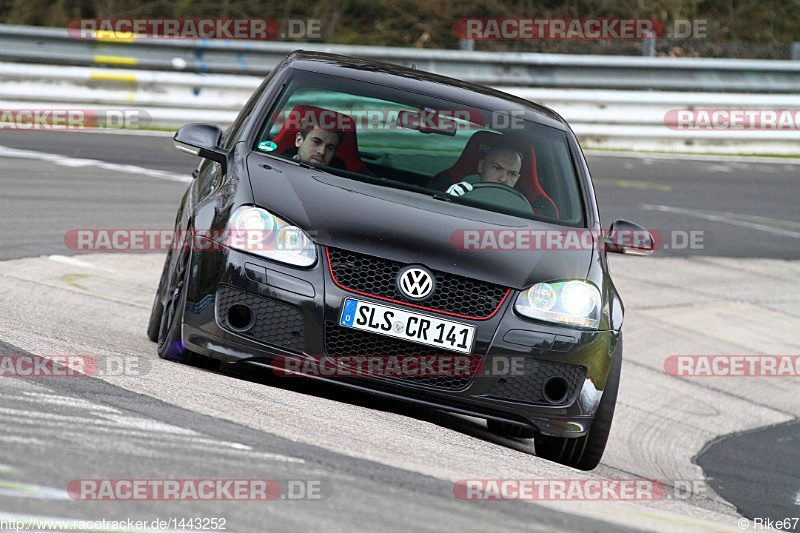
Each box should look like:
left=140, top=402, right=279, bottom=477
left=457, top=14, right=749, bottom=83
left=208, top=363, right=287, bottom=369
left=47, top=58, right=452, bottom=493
left=284, top=127, right=345, bottom=167
left=446, top=145, right=522, bottom=196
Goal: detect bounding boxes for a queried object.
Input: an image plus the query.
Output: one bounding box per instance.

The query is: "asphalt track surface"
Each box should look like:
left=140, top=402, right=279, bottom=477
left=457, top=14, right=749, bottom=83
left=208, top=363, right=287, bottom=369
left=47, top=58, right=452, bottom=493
left=0, top=130, right=798, bottom=532
left=0, top=339, right=626, bottom=533
left=696, top=420, right=800, bottom=526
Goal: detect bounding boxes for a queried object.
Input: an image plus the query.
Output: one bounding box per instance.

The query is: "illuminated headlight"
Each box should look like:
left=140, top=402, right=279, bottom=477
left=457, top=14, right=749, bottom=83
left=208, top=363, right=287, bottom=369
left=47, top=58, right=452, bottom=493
left=225, top=206, right=316, bottom=267
left=515, top=280, right=601, bottom=329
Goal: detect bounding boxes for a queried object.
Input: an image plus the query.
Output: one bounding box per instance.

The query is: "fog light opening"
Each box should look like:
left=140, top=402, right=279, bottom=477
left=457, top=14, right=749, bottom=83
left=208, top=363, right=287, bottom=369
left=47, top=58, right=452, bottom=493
left=543, top=376, right=569, bottom=404
left=227, top=305, right=255, bottom=332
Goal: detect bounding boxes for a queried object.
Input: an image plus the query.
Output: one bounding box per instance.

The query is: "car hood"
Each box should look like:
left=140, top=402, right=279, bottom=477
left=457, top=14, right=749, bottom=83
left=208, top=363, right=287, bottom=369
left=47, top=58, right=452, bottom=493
left=246, top=153, right=592, bottom=290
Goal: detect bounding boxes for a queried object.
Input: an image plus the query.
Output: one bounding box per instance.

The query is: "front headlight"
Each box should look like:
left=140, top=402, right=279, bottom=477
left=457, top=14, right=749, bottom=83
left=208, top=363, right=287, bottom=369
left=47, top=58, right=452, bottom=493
left=515, top=280, right=601, bottom=329
left=225, top=206, right=316, bottom=267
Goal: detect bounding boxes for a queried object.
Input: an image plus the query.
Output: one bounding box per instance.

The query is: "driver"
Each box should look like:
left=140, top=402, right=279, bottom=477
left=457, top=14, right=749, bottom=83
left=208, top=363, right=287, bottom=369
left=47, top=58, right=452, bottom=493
left=445, top=145, right=522, bottom=197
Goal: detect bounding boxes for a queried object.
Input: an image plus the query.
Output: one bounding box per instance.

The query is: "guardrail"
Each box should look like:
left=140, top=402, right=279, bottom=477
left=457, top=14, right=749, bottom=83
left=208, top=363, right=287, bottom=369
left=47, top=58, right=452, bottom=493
left=3, top=23, right=800, bottom=92
left=2, top=62, right=799, bottom=154
left=0, top=24, right=799, bottom=154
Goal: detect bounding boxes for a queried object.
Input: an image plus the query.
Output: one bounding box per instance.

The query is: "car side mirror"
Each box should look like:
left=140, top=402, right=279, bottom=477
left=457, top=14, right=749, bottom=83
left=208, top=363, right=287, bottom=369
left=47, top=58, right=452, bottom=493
left=174, top=123, right=229, bottom=173
left=605, top=219, right=655, bottom=255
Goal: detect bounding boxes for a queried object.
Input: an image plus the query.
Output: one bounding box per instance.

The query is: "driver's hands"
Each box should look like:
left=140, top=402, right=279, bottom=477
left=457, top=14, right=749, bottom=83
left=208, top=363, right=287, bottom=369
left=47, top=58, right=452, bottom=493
left=445, top=181, right=473, bottom=197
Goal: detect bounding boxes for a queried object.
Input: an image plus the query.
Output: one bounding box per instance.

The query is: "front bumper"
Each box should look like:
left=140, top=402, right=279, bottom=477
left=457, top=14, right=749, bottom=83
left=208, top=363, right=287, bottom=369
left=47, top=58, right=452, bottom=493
left=181, top=246, right=621, bottom=438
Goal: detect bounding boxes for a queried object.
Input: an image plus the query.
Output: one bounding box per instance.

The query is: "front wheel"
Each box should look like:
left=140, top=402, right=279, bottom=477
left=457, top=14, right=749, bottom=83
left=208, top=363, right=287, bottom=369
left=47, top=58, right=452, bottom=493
left=155, top=249, right=221, bottom=371
left=147, top=249, right=173, bottom=342
left=157, top=249, right=191, bottom=362
left=534, top=336, right=622, bottom=471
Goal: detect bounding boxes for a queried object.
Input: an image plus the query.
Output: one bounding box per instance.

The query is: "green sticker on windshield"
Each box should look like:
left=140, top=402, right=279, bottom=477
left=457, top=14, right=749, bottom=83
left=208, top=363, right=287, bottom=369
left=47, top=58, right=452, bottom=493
left=258, top=141, right=278, bottom=152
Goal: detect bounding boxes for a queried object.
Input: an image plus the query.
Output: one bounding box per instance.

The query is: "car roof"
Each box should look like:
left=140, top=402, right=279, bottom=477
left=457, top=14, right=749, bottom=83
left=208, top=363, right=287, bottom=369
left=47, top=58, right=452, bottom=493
left=283, top=51, right=568, bottom=131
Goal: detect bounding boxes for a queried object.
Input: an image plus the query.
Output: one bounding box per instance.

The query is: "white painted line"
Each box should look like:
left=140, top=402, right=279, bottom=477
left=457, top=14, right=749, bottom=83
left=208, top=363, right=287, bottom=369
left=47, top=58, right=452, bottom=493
left=0, top=419, right=305, bottom=463
left=0, top=481, right=72, bottom=500
left=47, top=255, right=116, bottom=272
left=706, top=164, right=732, bottom=173
left=21, top=392, right=121, bottom=413
left=100, top=413, right=201, bottom=434
left=642, top=204, right=800, bottom=239
left=0, top=399, right=305, bottom=463
left=0, top=143, right=192, bottom=183
left=0, top=435, right=47, bottom=445
left=0, top=406, right=196, bottom=433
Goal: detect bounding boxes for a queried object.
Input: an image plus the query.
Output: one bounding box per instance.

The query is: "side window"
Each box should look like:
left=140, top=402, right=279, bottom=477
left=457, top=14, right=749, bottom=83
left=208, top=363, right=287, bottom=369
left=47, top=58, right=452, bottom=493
left=548, top=139, right=583, bottom=223
left=534, top=143, right=557, bottom=202
left=256, top=87, right=468, bottom=176
left=222, top=72, right=277, bottom=150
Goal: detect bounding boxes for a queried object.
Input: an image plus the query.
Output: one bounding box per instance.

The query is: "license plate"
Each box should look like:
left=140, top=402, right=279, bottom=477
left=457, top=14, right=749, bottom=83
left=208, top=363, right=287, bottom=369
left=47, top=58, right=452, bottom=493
left=339, top=298, right=475, bottom=354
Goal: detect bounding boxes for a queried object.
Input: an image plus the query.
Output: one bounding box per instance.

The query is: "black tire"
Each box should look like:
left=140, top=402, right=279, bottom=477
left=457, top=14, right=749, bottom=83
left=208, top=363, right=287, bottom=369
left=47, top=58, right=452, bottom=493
left=147, top=249, right=173, bottom=342
left=157, top=249, right=191, bottom=362
left=155, top=249, right=222, bottom=372
left=534, top=335, right=622, bottom=471
left=487, top=420, right=537, bottom=439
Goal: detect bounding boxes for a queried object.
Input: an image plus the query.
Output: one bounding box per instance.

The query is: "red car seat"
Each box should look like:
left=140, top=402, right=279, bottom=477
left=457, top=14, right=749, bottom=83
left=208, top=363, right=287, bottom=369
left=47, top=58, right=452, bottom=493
left=430, top=131, right=558, bottom=218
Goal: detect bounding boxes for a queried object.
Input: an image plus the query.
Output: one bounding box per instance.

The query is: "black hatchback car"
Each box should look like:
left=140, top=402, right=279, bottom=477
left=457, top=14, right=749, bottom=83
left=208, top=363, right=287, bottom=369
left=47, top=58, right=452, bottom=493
left=148, top=51, right=654, bottom=470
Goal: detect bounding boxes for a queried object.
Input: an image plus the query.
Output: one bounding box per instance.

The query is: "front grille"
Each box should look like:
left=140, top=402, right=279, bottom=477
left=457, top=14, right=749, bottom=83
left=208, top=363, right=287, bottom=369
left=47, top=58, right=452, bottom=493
left=324, top=321, right=478, bottom=391
left=327, top=247, right=509, bottom=319
left=216, top=285, right=305, bottom=352
left=487, top=359, right=586, bottom=406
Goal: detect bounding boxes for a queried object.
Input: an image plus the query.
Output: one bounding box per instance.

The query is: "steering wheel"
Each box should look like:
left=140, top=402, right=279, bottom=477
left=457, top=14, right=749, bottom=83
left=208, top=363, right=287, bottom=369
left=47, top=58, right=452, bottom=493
left=461, top=182, right=533, bottom=212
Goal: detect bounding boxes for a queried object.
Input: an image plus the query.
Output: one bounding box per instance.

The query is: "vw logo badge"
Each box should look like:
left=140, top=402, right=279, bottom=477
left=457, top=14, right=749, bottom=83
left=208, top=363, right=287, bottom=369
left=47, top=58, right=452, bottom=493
left=397, top=266, right=435, bottom=301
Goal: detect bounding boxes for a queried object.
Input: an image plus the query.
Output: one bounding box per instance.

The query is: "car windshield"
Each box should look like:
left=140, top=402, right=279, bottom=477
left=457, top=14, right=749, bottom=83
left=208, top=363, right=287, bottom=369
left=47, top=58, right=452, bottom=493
left=255, top=69, right=584, bottom=225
